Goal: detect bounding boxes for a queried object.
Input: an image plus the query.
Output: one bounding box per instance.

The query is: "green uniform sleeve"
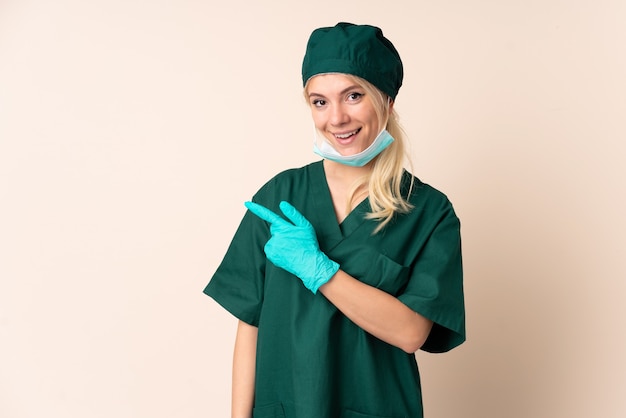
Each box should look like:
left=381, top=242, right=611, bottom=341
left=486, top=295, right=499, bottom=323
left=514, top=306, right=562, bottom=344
left=398, top=205, right=466, bottom=353
left=203, top=209, right=269, bottom=326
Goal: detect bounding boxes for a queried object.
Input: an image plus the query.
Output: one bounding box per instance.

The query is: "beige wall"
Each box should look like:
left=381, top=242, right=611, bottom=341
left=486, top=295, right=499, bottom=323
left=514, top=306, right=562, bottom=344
left=1, top=1, right=624, bottom=417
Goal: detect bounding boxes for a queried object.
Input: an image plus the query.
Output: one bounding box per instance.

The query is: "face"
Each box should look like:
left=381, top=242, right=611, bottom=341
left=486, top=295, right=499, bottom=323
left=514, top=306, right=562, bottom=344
left=307, top=74, right=381, bottom=156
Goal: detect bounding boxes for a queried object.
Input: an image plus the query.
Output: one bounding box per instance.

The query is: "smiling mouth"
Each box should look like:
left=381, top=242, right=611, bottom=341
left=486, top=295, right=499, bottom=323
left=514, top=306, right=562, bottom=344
left=334, top=128, right=361, bottom=139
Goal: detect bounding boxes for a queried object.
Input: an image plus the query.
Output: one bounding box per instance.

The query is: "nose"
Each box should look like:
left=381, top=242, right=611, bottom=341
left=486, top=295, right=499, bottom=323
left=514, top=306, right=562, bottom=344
left=329, top=103, right=350, bottom=126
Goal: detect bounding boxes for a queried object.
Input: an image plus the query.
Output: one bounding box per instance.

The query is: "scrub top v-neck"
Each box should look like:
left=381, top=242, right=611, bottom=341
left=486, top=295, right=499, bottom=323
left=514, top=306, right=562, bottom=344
left=308, top=161, right=372, bottom=249
left=204, top=161, right=465, bottom=418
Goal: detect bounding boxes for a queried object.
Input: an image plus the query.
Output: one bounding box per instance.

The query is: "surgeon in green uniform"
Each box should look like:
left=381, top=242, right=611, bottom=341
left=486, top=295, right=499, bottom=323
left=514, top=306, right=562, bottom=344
left=204, top=22, right=466, bottom=418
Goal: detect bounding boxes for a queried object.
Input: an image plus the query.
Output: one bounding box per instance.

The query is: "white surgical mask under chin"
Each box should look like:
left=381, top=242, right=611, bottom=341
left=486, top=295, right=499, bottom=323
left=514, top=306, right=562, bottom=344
left=313, top=128, right=395, bottom=167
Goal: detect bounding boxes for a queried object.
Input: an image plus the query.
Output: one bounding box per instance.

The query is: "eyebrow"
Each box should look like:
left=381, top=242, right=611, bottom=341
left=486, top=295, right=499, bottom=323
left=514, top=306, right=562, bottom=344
left=307, top=84, right=362, bottom=98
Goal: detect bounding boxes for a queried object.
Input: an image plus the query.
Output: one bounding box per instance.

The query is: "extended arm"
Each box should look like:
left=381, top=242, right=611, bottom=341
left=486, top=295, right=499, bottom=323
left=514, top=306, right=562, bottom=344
left=320, top=270, right=433, bottom=353
left=244, top=200, right=433, bottom=353
left=232, top=320, right=257, bottom=418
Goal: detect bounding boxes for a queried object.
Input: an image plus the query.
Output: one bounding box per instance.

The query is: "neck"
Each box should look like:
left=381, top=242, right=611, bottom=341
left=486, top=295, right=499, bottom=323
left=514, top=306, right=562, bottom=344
left=322, top=159, right=372, bottom=221
left=323, top=159, right=373, bottom=182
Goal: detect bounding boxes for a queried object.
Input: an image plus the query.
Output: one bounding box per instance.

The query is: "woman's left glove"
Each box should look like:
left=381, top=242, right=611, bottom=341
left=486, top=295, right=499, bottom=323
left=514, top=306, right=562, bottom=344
left=244, top=200, right=339, bottom=294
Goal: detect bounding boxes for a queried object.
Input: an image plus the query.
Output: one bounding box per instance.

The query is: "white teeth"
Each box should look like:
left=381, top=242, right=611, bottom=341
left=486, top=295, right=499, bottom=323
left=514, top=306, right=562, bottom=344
left=335, top=129, right=359, bottom=139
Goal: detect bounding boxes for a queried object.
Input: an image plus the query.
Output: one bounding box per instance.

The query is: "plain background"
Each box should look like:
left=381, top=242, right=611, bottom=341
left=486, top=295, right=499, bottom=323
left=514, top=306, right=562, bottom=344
left=1, top=0, right=625, bottom=417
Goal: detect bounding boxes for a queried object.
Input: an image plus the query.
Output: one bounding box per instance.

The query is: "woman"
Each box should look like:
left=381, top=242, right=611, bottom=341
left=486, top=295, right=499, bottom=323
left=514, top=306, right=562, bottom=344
left=204, top=22, right=465, bottom=418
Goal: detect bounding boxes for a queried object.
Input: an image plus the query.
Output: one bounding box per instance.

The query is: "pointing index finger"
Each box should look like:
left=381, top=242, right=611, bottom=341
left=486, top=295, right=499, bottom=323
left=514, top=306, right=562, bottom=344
left=279, top=201, right=311, bottom=228
left=244, top=201, right=288, bottom=226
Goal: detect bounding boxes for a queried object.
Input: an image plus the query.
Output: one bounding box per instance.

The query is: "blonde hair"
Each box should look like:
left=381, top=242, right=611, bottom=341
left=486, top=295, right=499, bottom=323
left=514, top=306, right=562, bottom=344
left=305, top=74, right=414, bottom=232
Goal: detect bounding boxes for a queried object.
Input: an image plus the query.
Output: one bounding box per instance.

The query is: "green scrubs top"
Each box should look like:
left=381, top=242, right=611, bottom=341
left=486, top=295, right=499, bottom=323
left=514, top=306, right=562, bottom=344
left=204, top=161, right=465, bottom=418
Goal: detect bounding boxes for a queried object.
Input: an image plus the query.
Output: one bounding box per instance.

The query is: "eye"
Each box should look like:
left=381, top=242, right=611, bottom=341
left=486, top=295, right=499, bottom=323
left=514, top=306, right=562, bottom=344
left=311, top=98, right=326, bottom=107
left=347, top=92, right=364, bottom=102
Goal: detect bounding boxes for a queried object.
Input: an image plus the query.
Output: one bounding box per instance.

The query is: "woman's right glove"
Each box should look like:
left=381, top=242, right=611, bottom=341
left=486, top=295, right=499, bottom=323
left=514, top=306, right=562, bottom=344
left=244, top=200, right=340, bottom=294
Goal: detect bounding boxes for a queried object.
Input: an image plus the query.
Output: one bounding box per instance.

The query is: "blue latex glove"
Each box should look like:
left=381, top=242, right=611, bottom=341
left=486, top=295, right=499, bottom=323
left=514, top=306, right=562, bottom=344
left=244, top=200, right=340, bottom=294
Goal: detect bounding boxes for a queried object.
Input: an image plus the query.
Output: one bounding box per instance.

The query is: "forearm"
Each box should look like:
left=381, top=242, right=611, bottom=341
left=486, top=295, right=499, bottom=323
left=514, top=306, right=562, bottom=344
left=232, top=320, right=258, bottom=418
left=319, top=270, right=433, bottom=353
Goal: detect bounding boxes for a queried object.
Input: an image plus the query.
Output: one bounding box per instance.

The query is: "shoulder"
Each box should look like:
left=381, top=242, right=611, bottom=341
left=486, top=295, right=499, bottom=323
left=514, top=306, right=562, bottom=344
left=404, top=171, right=454, bottom=210
left=268, top=161, right=321, bottom=183
left=397, top=171, right=460, bottom=231
left=252, top=161, right=323, bottom=203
